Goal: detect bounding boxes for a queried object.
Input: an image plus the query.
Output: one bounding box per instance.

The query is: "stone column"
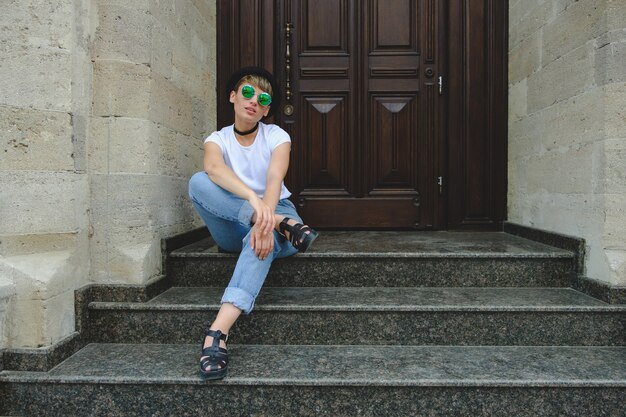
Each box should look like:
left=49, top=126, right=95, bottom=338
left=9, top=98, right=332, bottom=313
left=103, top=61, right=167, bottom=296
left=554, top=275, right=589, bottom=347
left=0, top=0, right=94, bottom=348
left=88, top=0, right=213, bottom=284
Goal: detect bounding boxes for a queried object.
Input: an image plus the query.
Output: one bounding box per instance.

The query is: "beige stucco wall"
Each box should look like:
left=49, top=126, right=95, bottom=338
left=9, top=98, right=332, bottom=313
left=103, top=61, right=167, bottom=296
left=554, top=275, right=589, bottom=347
left=508, top=0, right=626, bottom=286
left=0, top=0, right=215, bottom=349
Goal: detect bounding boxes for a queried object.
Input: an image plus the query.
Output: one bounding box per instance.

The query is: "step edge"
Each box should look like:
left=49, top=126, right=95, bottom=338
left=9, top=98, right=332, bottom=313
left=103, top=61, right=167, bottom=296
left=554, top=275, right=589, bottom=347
left=169, top=252, right=575, bottom=259
left=2, top=372, right=625, bottom=388
left=87, top=302, right=626, bottom=313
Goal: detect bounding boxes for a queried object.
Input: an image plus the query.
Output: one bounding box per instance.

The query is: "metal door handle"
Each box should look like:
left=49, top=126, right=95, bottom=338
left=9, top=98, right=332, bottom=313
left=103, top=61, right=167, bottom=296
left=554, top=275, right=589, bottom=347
left=285, top=22, right=293, bottom=102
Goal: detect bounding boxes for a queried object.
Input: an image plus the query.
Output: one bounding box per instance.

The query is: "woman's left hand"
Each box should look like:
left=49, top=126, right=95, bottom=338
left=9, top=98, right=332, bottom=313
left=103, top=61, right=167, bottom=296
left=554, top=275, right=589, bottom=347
left=250, top=223, right=274, bottom=260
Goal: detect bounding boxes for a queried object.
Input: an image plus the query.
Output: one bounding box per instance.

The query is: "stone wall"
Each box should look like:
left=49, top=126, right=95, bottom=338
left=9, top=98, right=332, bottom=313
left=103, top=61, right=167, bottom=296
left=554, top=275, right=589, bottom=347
left=0, top=0, right=215, bottom=349
left=508, top=0, right=626, bottom=286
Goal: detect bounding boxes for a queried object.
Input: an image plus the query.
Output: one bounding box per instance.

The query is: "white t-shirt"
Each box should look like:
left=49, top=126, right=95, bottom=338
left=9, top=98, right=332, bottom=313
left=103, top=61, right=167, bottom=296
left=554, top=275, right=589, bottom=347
left=204, top=123, right=292, bottom=199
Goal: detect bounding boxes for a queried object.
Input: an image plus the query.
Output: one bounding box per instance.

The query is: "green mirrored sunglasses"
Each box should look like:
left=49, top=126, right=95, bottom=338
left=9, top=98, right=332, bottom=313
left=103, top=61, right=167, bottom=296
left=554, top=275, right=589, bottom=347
left=240, top=84, right=272, bottom=107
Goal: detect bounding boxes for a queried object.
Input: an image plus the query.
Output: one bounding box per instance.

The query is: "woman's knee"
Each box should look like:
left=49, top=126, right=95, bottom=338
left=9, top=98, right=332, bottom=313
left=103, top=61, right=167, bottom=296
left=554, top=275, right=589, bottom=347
left=188, top=171, right=216, bottom=201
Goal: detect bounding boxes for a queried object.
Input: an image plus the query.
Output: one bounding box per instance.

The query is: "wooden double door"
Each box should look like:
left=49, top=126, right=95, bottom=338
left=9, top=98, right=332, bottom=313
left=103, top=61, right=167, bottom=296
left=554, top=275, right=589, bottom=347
left=217, top=0, right=508, bottom=230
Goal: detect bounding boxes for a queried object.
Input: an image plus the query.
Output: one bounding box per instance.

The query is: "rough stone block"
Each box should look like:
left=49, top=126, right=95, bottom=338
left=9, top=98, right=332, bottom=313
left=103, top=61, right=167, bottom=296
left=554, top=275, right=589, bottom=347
left=190, top=31, right=209, bottom=65
left=605, top=83, right=626, bottom=138
left=93, top=60, right=151, bottom=118
left=88, top=117, right=160, bottom=175
left=43, top=289, right=75, bottom=346
left=527, top=43, right=595, bottom=113
left=0, top=106, right=73, bottom=171
left=192, top=97, right=215, bottom=140
left=0, top=172, right=88, bottom=235
left=0, top=276, right=16, bottom=350
left=89, top=174, right=196, bottom=283
left=0, top=247, right=88, bottom=301
left=531, top=193, right=603, bottom=243
left=600, top=138, right=626, bottom=195
left=0, top=248, right=87, bottom=348
left=604, top=193, right=626, bottom=247
left=172, top=64, right=212, bottom=105
left=158, top=129, right=203, bottom=179
left=0, top=43, right=72, bottom=112
left=150, top=0, right=176, bottom=31
left=93, top=4, right=154, bottom=64
left=6, top=288, right=75, bottom=348
left=509, top=0, right=541, bottom=34
left=0, top=0, right=72, bottom=49
left=0, top=232, right=81, bottom=257
left=542, top=0, right=605, bottom=65
left=173, top=0, right=209, bottom=44
left=507, top=158, right=529, bottom=204
left=89, top=230, right=162, bottom=285
left=509, top=30, right=542, bottom=84
left=508, top=110, right=545, bottom=159
left=191, top=0, right=216, bottom=24
left=150, top=71, right=193, bottom=135
left=508, top=79, right=527, bottom=122
left=541, top=88, right=605, bottom=151
left=89, top=175, right=196, bottom=236
left=606, top=0, right=626, bottom=31
left=526, top=143, right=594, bottom=195
left=150, top=23, right=173, bottom=79
left=604, top=249, right=626, bottom=286
left=595, top=40, right=626, bottom=85
left=509, top=0, right=554, bottom=49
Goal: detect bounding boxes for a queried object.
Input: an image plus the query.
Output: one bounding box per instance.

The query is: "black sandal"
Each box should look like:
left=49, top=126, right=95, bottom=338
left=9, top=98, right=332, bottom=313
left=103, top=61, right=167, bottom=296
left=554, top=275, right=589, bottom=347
left=279, top=217, right=319, bottom=253
left=199, top=329, right=229, bottom=380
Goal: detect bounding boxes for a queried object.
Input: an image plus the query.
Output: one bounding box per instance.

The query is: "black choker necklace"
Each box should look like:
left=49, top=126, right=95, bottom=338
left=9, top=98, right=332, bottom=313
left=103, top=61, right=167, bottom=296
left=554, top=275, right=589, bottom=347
left=234, top=123, right=259, bottom=136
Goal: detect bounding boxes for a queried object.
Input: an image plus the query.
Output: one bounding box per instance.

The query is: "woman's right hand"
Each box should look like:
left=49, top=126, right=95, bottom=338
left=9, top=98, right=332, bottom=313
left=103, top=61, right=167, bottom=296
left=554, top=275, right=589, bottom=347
left=249, top=194, right=275, bottom=236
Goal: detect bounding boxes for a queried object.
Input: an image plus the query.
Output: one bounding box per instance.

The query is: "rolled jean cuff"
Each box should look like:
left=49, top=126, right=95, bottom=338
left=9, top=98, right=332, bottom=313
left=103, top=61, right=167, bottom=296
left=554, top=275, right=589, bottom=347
left=221, top=287, right=256, bottom=315
left=238, top=201, right=255, bottom=227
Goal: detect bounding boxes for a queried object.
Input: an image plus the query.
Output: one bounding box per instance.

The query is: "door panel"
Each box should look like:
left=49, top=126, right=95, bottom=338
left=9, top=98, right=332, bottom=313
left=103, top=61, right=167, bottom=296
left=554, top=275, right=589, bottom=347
left=447, top=0, right=508, bottom=229
left=291, top=0, right=436, bottom=229
left=302, top=95, right=349, bottom=192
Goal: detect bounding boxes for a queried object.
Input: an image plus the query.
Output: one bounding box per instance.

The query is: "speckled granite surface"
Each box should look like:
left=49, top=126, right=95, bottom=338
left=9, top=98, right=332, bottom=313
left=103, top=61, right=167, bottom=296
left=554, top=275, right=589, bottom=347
left=3, top=343, right=625, bottom=386
left=169, top=256, right=574, bottom=288
left=503, top=222, right=585, bottom=273
left=3, top=230, right=623, bottom=416
left=171, top=231, right=574, bottom=257
left=504, top=223, right=626, bottom=305
left=167, top=232, right=576, bottom=287
left=2, top=344, right=625, bottom=415
left=2, top=383, right=624, bottom=417
left=144, top=286, right=617, bottom=310
left=85, top=287, right=626, bottom=346
left=573, top=275, right=626, bottom=305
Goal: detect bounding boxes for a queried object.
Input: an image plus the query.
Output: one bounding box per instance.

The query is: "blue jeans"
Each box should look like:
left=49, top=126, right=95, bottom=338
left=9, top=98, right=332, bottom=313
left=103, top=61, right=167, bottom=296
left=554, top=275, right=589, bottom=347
left=188, top=171, right=301, bottom=314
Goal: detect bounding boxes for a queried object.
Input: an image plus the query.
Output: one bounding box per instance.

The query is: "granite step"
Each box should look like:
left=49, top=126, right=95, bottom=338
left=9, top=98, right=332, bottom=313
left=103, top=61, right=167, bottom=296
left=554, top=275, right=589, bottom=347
left=167, top=232, right=575, bottom=287
left=1, top=343, right=625, bottom=416
left=87, top=287, right=626, bottom=346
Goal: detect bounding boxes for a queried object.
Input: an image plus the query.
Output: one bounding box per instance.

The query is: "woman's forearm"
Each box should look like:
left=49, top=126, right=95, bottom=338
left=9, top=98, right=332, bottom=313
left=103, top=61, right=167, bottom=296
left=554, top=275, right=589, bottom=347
left=262, top=174, right=282, bottom=210
left=206, top=162, right=257, bottom=202
left=204, top=142, right=257, bottom=202
left=263, top=142, right=291, bottom=210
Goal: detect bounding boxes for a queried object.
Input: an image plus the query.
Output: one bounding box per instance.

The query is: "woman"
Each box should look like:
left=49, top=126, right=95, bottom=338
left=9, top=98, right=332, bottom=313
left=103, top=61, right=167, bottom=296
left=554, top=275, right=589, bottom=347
left=188, top=67, right=318, bottom=380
